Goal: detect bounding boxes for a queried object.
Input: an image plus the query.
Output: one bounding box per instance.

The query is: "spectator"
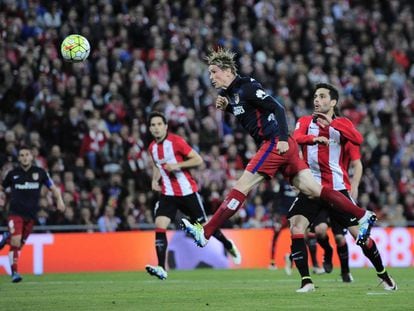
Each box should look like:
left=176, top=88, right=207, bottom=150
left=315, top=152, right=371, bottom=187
left=97, top=206, right=121, bottom=232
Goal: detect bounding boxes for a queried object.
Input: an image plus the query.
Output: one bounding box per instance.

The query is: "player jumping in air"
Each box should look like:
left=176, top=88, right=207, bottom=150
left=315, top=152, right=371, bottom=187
left=181, top=49, right=376, bottom=284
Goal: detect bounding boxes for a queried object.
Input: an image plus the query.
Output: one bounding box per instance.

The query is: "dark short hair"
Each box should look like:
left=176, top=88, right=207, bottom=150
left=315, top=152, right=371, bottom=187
left=18, top=145, right=32, bottom=153
left=314, top=83, right=339, bottom=102
left=148, top=111, right=167, bottom=125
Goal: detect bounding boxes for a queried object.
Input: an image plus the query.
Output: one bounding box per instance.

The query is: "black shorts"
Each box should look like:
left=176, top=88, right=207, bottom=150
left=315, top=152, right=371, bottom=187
left=155, top=192, right=207, bottom=223
left=288, top=190, right=359, bottom=232
left=310, top=208, right=348, bottom=236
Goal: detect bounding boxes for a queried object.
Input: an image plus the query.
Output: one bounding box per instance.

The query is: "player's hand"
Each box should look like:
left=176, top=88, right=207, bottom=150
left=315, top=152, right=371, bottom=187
left=313, top=112, right=332, bottom=128
left=57, top=201, right=66, bottom=213
left=164, top=163, right=180, bottom=172
left=152, top=180, right=161, bottom=192
left=276, top=141, right=289, bottom=154
left=313, top=136, right=329, bottom=145
left=216, top=96, right=229, bottom=110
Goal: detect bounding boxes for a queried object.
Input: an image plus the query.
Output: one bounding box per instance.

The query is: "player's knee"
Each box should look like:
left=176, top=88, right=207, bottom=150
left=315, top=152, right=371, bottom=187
left=290, top=222, right=306, bottom=235
left=289, top=216, right=308, bottom=235
left=293, top=171, right=322, bottom=198
left=335, top=235, right=346, bottom=245
left=273, top=222, right=282, bottom=232
left=314, top=223, right=328, bottom=237
left=10, top=239, right=22, bottom=248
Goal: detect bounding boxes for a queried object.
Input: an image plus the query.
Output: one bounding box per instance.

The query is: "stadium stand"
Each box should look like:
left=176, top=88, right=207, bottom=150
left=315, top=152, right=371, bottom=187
left=0, top=0, right=413, bottom=232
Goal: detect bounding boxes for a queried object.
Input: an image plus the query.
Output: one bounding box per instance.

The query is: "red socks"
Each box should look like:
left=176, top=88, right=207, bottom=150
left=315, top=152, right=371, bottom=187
left=320, top=187, right=365, bottom=219
left=204, top=189, right=246, bottom=238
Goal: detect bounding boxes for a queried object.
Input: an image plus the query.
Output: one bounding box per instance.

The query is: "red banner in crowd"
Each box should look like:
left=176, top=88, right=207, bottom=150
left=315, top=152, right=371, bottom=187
left=0, top=227, right=413, bottom=275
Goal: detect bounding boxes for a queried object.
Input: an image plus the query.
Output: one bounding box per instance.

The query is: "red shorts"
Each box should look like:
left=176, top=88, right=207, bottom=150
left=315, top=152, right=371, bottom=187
left=246, top=137, right=308, bottom=181
left=8, top=215, right=35, bottom=244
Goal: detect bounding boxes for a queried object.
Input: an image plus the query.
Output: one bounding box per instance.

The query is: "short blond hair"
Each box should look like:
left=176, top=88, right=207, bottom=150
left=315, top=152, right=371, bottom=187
left=206, top=48, right=237, bottom=74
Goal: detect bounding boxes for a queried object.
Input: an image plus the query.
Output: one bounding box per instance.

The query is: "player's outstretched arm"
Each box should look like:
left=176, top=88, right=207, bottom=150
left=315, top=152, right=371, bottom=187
left=293, top=116, right=320, bottom=145
left=151, top=160, right=162, bottom=192
left=349, top=159, right=363, bottom=201
left=164, top=150, right=203, bottom=172
left=50, top=185, right=66, bottom=212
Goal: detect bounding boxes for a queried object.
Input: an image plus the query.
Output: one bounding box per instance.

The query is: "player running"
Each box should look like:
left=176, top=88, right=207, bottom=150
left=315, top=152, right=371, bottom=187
left=145, top=111, right=241, bottom=280
left=0, top=146, right=65, bottom=283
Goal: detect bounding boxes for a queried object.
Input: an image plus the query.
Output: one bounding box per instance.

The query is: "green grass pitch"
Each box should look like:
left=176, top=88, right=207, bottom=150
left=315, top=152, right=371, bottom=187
left=1, top=268, right=413, bottom=310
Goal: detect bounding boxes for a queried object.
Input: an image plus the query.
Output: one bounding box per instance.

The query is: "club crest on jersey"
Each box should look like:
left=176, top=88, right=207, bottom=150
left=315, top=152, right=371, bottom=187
left=32, top=172, right=39, bottom=180
left=233, top=93, right=239, bottom=104
left=256, top=89, right=268, bottom=99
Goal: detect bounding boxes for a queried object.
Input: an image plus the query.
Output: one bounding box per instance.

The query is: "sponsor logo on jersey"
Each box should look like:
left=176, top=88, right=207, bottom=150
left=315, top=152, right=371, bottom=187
left=226, top=198, right=240, bottom=210
left=32, top=172, right=39, bottom=180
left=15, top=182, right=40, bottom=190
left=233, top=106, right=245, bottom=116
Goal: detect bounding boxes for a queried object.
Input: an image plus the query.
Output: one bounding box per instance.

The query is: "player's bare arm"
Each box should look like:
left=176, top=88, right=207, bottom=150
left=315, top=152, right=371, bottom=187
left=50, top=185, right=66, bottom=212
left=151, top=160, right=162, bottom=192
left=349, top=159, right=363, bottom=201
left=164, top=150, right=203, bottom=172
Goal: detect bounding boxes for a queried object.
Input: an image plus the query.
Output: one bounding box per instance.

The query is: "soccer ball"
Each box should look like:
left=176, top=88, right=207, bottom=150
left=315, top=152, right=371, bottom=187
left=61, top=34, right=90, bottom=62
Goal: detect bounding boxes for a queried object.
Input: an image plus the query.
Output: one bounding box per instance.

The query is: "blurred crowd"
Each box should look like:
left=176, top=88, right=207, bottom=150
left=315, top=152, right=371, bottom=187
left=0, top=0, right=413, bottom=232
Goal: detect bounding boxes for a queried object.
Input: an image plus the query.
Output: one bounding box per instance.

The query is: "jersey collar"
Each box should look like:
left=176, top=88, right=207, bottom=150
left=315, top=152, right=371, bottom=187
left=225, top=75, right=241, bottom=92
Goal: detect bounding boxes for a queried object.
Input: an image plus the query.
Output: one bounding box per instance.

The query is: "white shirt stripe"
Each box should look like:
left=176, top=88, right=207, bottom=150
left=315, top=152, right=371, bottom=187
left=151, top=138, right=195, bottom=196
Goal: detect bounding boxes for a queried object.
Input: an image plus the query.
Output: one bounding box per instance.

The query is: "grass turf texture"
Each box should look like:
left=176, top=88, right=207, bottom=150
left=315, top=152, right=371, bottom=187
left=1, top=268, right=412, bottom=311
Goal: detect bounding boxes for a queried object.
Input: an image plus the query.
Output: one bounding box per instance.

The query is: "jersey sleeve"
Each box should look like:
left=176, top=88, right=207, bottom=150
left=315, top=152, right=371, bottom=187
left=345, top=142, right=361, bottom=161
left=331, top=118, right=363, bottom=145
left=293, top=116, right=316, bottom=145
left=174, top=135, right=193, bottom=156
left=42, top=169, right=54, bottom=189
left=243, top=81, right=289, bottom=141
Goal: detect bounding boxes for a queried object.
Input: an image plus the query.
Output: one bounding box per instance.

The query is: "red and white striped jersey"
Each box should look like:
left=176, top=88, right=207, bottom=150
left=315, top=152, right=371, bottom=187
left=293, top=115, right=363, bottom=191
left=149, top=133, right=198, bottom=196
